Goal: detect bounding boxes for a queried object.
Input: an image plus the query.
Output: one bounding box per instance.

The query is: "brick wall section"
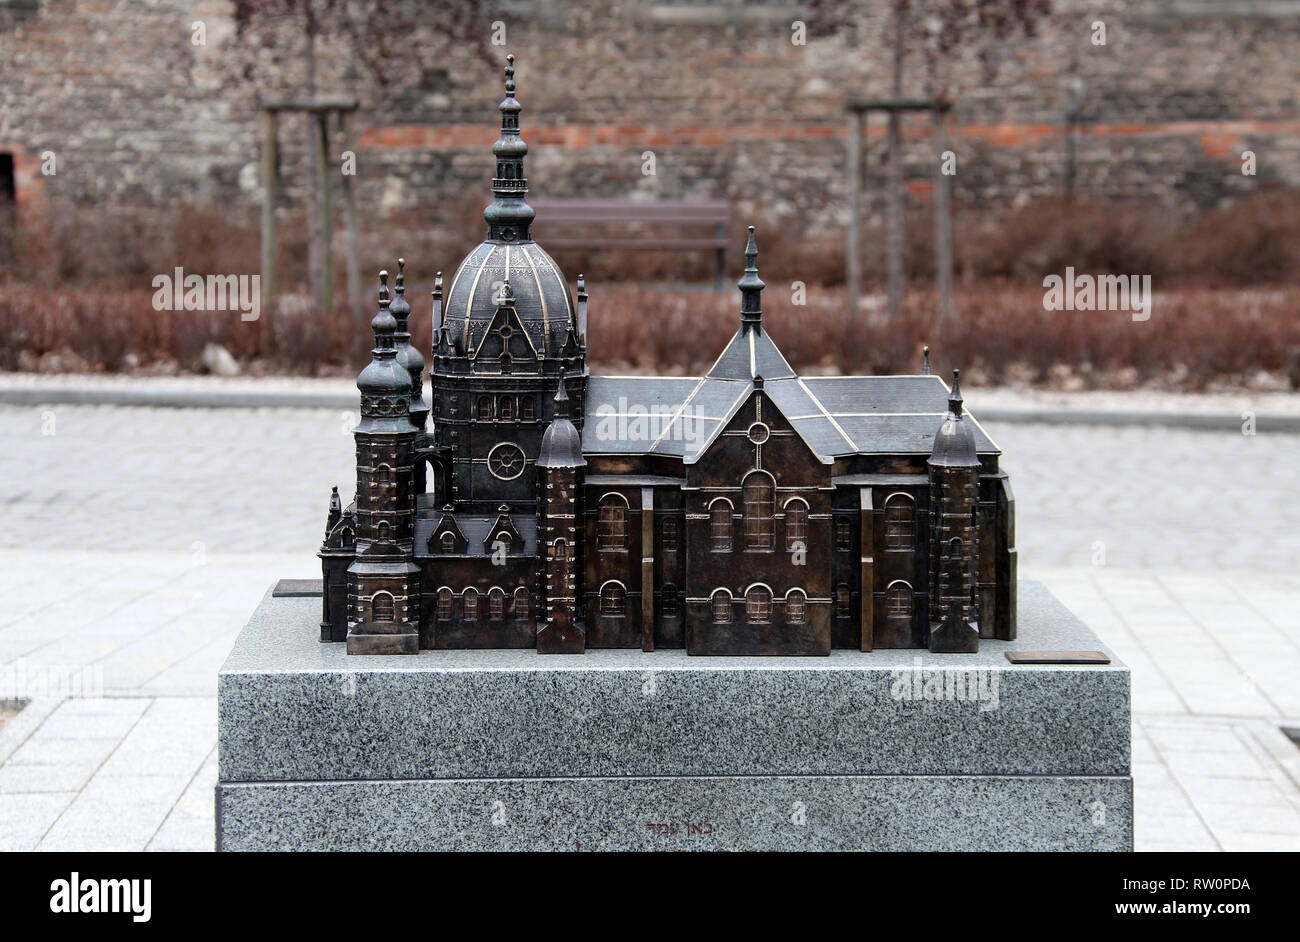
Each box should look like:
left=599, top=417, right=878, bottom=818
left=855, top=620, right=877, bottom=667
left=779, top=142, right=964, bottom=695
left=1, top=0, right=1298, bottom=238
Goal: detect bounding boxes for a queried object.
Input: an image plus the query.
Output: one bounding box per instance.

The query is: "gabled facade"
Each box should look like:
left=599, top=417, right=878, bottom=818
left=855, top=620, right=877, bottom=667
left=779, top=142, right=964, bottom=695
left=320, top=56, right=1017, bottom=656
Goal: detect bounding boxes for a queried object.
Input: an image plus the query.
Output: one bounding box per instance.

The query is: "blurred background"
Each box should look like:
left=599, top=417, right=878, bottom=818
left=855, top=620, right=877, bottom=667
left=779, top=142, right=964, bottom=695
left=0, top=0, right=1297, bottom=389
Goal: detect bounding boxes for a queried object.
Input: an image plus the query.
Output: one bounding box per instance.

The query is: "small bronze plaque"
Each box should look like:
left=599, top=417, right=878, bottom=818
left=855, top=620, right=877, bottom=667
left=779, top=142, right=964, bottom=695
left=1005, top=650, right=1110, bottom=665
left=273, top=578, right=323, bottom=598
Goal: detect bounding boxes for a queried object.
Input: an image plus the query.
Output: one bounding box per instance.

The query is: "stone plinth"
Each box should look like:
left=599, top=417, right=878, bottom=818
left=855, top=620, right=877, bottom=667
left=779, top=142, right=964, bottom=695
left=216, top=581, right=1131, bottom=851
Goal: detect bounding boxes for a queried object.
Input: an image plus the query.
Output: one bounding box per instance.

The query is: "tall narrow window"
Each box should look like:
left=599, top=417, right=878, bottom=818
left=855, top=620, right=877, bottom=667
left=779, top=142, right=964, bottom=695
left=513, top=587, right=529, bottom=621
left=498, top=396, right=515, bottom=420
left=885, top=495, right=915, bottom=551
left=371, top=592, right=394, bottom=622
left=376, top=465, right=392, bottom=486
left=463, top=588, right=479, bottom=621
left=745, top=586, right=772, bottom=623
left=711, top=590, right=732, bottom=624
left=886, top=582, right=912, bottom=616
left=835, top=517, right=853, bottom=552
left=597, top=496, right=627, bottom=551
left=600, top=582, right=626, bottom=616
left=784, top=500, right=808, bottom=551
left=521, top=397, right=535, bottom=420
left=709, top=500, right=732, bottom=552
left=661, top=517, right=679, bottom=553
left=743, top=473, right=775, bottom=551
left=477, top=396, right=493, bottom=420
left=376, top=521, right=390, bottom=543
left=436, top=587, right=453, bottom=621
left=489, top=587, right=505, bottom=620
left=835, top=584, right=851, bottom=619
left=661, top=584, right=679, bottom=619
left=786, top=589, right=807, bottom=623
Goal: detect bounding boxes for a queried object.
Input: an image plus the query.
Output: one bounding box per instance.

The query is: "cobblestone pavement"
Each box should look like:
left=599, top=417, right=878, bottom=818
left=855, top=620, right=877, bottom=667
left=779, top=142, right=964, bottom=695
left=0, top=404, right=1297, bottom=851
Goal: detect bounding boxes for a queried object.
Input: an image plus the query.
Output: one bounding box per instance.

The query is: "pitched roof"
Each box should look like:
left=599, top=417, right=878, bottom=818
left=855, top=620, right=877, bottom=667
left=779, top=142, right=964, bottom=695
left=582, top=360, right=1000, bottom=463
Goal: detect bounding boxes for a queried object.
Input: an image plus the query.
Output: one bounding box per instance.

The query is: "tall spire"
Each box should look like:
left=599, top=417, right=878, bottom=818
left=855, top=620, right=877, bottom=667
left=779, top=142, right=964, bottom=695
left=483, top=53, right=534, bottom=242
left=738, top=226, right=764, bottom=333
left=948, top=368, right=964, bottom=417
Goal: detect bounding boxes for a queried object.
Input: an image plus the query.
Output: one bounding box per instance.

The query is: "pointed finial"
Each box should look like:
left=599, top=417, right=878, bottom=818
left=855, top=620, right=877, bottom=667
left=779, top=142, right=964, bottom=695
left=390, top=258, right=411, bottom=320
left=922, top=345, right=931, bottom=375
left=505, top=53, right=516, bottom=95
left=738, top=226, right=764, bottom=331
left=553, top=376, right=570, bottom=417
left=371, top=269, right=397, bottom=350
left=949, top=368, right=964, bottom=417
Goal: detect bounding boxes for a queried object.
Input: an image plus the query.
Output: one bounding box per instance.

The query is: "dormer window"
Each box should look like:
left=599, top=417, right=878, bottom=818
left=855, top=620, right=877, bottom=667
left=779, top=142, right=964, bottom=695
left=440, top=532, right=456, bottom=554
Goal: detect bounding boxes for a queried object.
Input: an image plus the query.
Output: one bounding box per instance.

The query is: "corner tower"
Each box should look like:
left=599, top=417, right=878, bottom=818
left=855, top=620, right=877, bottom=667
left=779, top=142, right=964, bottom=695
left=431, top=54, right=586, bottom=515
left=347, top=271, right=421, bottom=655
left=536, top=379, right=586, bottom=654
left=927, top=370, right=981, bottom=654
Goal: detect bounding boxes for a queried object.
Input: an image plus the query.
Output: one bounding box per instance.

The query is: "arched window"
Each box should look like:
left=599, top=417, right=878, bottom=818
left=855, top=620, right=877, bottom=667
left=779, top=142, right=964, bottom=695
left=597, top=495, right=627, bottom=551
left=376, top=465, right=392, bottom=486
left=886, top=581, right=912, bottom=616
left=436, top=587, right=453, bottom=621
left=376, top=521, right=390, bottom=543
left=711, top=590, right=732, bottom=624
left=521, top=397, right=535, bottom=420
left=709, top=499, right=732, bottom=552
left=784, top=499, right=808, bottom=552
left=440, top=532, right=456, bottom=554
left=498, top=396, right=515, bottom=420
left=835, top=584, right=851, bottom=619
left=477, top=396, right=493, bottom=420
left=493, top=532, right=512, bottom=555
left=743, top=473, right=775, bottom=551
left=835, top=517, right=853, bottom=552
left=488, top=587, right=505, bottom=620
left=661, top=517, right=679, bottom=553
left=786, top=589, right=807, bottom=624
left=371, top=592, right=394, bottom=622
left=463, top=588, right=479, bottom=621
left=745, top=585, right=772, bottom=623
left=885, top=494, right=915, bottom=551
left=600, top=582, right=626, bottom=617
left=513, top=587, right=529, bottom=621
left=661, top=584, right=679, bottom=620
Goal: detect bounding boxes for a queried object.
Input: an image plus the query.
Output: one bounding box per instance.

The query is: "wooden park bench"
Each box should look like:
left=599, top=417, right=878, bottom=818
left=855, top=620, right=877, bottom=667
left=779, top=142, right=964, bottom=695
left=528, top=198, right=731, bottom=288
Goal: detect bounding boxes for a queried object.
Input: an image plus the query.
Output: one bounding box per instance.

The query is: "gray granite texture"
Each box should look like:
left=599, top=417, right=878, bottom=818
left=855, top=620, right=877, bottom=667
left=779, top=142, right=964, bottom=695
left=218, top=581, right=1130, bottom=781
left=216, top=775, right=1132, bottom=851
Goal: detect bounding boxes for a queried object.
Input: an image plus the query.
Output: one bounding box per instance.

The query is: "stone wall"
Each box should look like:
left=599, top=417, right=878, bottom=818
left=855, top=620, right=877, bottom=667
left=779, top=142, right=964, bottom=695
left=1, top=0, right=1297, bottom=257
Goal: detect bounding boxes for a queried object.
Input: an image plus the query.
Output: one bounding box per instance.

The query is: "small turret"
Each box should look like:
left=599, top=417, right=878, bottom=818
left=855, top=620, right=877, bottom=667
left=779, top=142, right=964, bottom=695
left=537, top=380, right=586, bottom=469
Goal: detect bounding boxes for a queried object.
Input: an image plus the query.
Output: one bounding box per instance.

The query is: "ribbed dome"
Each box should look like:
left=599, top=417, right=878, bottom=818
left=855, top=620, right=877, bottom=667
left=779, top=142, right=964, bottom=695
left=442, top=240, right=574, bottom=358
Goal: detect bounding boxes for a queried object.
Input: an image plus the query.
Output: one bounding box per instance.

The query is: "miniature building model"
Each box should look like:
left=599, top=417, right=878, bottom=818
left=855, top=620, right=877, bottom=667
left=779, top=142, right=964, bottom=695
left=320, top=56, right=1017, bottom=656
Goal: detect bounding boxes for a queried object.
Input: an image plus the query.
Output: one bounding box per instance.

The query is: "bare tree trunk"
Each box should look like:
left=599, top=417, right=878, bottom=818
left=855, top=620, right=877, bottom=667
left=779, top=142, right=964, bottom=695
left=846, top=108, right=863, bottom=312
left=304, top=16, right=325, bottom=314
left=886, top=3, right=907, bottom=320
left=934, top=107, right=953, bottom=322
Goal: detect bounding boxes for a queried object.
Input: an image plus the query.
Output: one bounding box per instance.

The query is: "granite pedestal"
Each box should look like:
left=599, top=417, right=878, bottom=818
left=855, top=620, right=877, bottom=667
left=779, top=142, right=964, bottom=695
left=216, top=581, right=1132, bottom=851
